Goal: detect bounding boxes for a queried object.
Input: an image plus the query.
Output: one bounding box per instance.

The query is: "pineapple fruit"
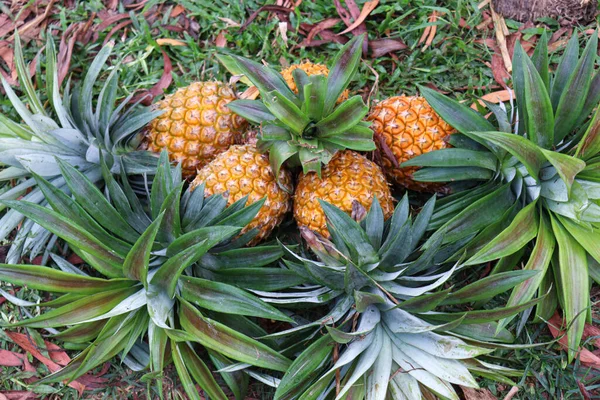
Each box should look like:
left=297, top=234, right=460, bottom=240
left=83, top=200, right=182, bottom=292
left=294, top=150, right=394, bottom=237
left=191, top=144, right=292, bottom=245
left=368, top=95, right=454, bottom=191
left=280, top=62, right=349, bottom=103
left=144, top=81, right=247, bottom=177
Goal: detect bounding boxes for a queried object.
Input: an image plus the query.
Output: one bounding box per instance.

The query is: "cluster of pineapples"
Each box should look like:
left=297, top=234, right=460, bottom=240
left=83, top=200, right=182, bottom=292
left=3, top=27, right=599, bottom=400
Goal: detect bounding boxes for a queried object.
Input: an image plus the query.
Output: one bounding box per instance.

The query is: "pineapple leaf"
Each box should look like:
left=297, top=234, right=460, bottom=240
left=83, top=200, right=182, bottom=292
left=179, top=298, right=292, bottom=372
left=304, top=75, right=327, bottom=121
left=550, top=33, right=579, bottom=109
left=274, top=334, right=335, bottom=400
left=229, top=55, right=297, bottom=105
left=0, top=264, right=132, bottom=294
left=402, top=148, right=497, bottom=170
left=57, top=158, right=139, bottom=241
left=123, top=212, right=164, bottom=284
left=498, top=214, right=555, bottom=331
left=520, top=43, right=554, bottom=148
left=315, top=96, right=369, bottom=137
left=180, top=276, right=293, bottom=322
left=14, top=34, right=46, bottom=117
left=549, top=214, right=589, bottom=363
left=226, top=100, right=276, bottom=124
left=324, top=34, right=364, bottom=114
left=464, top=131, right=546, bottom=181
left=575, top=100, right=600, bottom=160
left=442, top=270, right=539, bottom=305
left=554, top=30, right=598, bottom=143
left=465, top=201, right=539, bottom=265
left=540, top=149, right=586, bottom=196
left=9, top=286, right=139, bottom=328
left=320, top=200, right=379, bottom=266
left=0, top=200, right=124, bottom=277
left=412, top=167, right=494, bottom=182
left=530, top=31, right=549, bottom=89
left=263, top=91, right=310, bottom=135
left=175, top=342, right=228, bottom=400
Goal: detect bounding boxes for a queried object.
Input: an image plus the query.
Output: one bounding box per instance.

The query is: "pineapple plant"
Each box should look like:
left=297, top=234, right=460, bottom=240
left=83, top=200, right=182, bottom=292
left=0, top=35, right=161, bottom=264
left=0, top=152, right=292, bottom=399
left=217, top=35, right=374, bottom=177
left=218, top=35, right=393, bottom=235
left=260, top=197, right=530, bottom=399
left=143, top=81, right=247, bottom=177
left=367, top=95, right=455, bottom=192
left=294, top=150, right=394, bottom=237
left=405, top=32, right=600, bottom=360
left=191, top=144, right=293, bottom=245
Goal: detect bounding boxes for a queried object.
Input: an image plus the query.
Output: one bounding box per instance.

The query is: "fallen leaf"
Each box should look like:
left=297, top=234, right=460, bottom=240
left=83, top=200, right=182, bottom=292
left=171, top=4, right=186, bottom=17
left=6, top=332, right=86, bottom=394
left=156, top=38, right=186, bottom=46
left=462, top=387, right=497, bottom=400
left=0, top=391, right=37, bottom=400
left=0, top=349, right=25, bottom=367
left=306, top=18, right=341, bottom=43
left=491, top=54, right=510, bottom=87
left=369, top=38, right=407, bottom=58
left=577, top=381, right=592, bottom=400
left=548, top=313, right=600, bottom=368
left=215, top=31, right=227, bottom=48
left=338, top=0, right=379, bottom=35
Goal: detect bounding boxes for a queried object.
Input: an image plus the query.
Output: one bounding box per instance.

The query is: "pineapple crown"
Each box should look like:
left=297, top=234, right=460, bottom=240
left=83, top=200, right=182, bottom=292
left=259, top=196, right=534, bottom=399
left=217, top=35, right=375, bottom=177
left=0, top=34, right=162, bottom=263
left=0, top=151, right=293, bottom=398
left=405, top=31, right=600, bottom=361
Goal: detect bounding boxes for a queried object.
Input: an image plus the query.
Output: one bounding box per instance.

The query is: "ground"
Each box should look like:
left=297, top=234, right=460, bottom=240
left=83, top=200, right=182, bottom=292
left=1, top=0, right=600, bottom=399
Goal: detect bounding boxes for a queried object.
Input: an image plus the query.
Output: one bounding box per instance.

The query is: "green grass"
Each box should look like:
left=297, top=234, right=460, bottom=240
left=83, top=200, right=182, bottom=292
left=2, top=0, right=600, bottom=398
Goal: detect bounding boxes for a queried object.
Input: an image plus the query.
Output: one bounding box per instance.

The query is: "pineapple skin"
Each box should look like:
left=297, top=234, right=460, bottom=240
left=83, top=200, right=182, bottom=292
left=145, top=81, right=247, bottom=177
left=368, top=95, right=455, bottom=192
left=192, top=144, right=292, bottom=245
left=294, top=150, right=394, bottom=237
left=280, top=62, right=349, bottom=103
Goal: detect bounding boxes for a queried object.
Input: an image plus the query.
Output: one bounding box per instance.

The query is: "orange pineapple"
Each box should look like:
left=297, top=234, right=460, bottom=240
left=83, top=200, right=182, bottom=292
left=294, top=151, right=394, bottom=237
left=191, top=144, right=292, bottom=245
left=368, top=95, right=455, bottom=192
left=144, top=81, right=247, bottom=177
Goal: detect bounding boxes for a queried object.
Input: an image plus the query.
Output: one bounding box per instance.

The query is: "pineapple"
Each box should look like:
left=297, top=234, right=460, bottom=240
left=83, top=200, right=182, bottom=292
left=0, top=153, right=292, bottom=398
left=294, top=150, right=393, bottom=237
left=144, top=81, right=247, bottom=177
left=280, top=62, right=349, bottom=103
left=191, top=144, right=292, bottom=245
left=367, top=95, right=454, bottom=192
left=406, top=32, right=600, bottom=361
left=260, top=197, right=527, bottom=400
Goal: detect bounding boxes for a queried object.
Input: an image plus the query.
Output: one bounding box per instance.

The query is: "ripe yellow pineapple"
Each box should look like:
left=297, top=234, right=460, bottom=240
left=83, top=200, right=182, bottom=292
left=280, top=62, right=349, bottom=103
left=144, top=81, right=247, bottom=177
left=294, top=150, right=394, bottom=237
left=191, top=144, right=292, bottom=245
left=367, top=95, right=455, bottom=192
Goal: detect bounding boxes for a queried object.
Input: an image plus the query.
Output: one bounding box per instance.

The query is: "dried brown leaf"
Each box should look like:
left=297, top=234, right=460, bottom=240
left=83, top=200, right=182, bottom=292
left=369, top=38, right=407, bottom=58
left=338, top=0, right=379, bottom=35
left=307, top=18, right=341, bottom=43
left=462, top=387, right=497, bottom=400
